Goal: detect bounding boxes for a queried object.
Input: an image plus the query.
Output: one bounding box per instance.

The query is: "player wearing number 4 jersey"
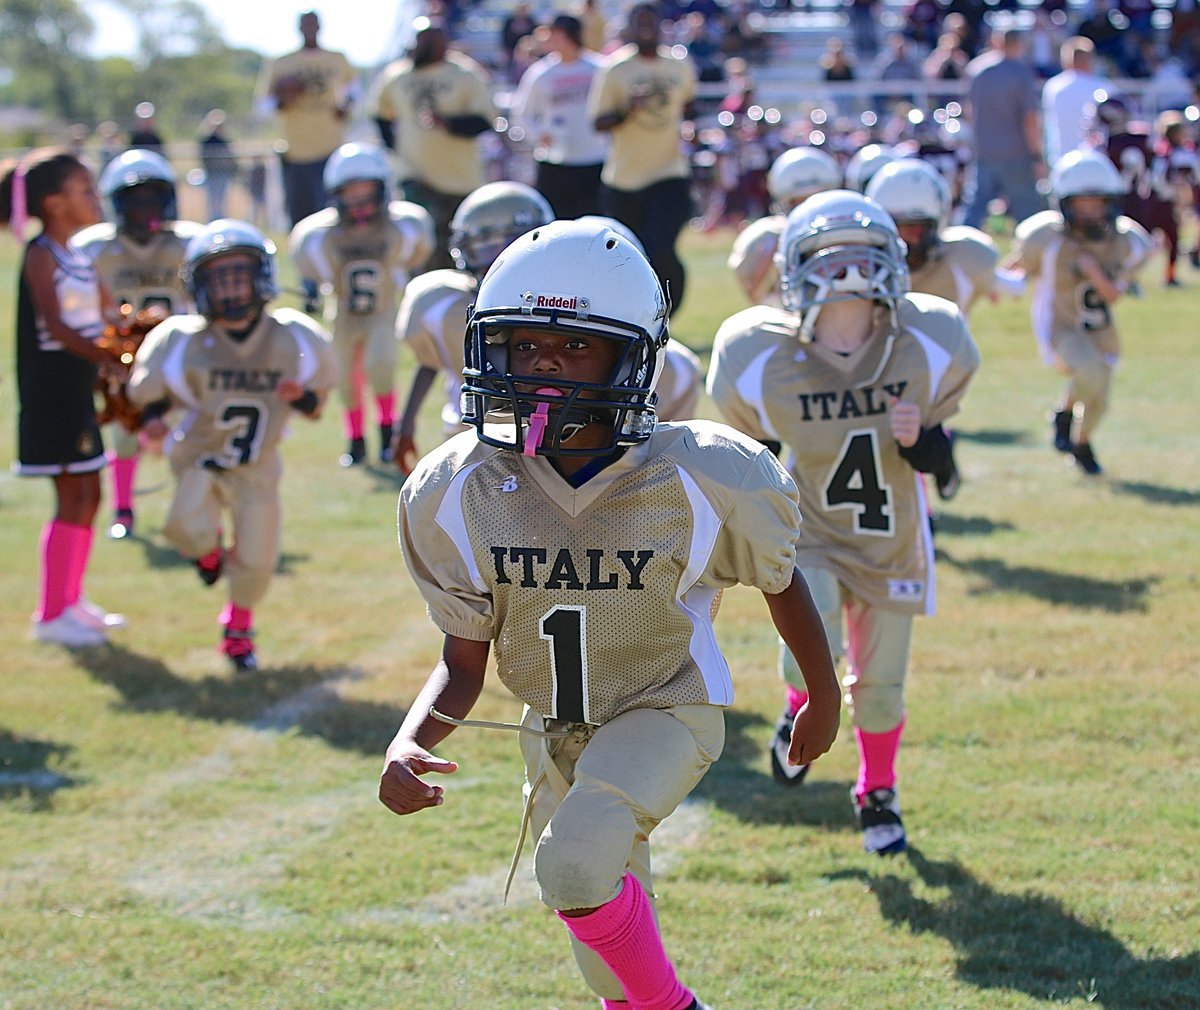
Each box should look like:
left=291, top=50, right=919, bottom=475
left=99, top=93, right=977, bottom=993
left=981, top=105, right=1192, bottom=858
left=383, top=219, right=839, bottom=1010
left=708, top=190, right=979, bottom=855
left=129, top=220, right=336, bottom=671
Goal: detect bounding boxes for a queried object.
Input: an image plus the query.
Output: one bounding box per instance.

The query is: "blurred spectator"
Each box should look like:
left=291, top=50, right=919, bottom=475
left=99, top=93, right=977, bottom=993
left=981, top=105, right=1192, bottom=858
left=589, top=2, right=698, bottom=313
left=821, top=39, right=858, bottom=117
left=247, top=155, right=269, bottom=230
left=198, top=109, right=239, bottom=221
left=903, top=0, right=942, bottom=50
left=129, top=102, right=165, bottom=156
left=1041, top=38, right=1110, bottom=167
left=577, top=0, right=609, bottom=52
left=719, top=58, right=755, bottom=117
left=923, top=32, right=969, bottom=106
left=963, top=27, right=1046, bottom=229
left=97, top=121, right=122, bottom=172
left=511, top=14, right=608, bottom=218
left=940, top=2, right=985, bottom=58
left=367, top=17, right=495, bottom=271
left=1028, top=9, right=1066, bottom=79
left=873, top=33, right=921, bottom=111
left=511, top=27, right=551, bottom=85
left=1077, top=0, right=1126, bottom=72
left=846, top=0, right=880, bottom=59
left=502, top=3, right=539, bottom=82
left=255, top=10, right=356, bottom=226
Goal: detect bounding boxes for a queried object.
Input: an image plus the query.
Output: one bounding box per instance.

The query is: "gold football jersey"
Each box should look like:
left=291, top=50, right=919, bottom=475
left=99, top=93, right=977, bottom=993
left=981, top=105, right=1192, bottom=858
left=399, top=420, right=801, bottom=724
left=656, top=338, right=702, bottom=420
left=73, top=221, right=203, bottom=313
left=708, top=294, right=979, bottom=614
left=395, top=267, right=478, bottom=426
left=289, top=201, right=434, bottom=336
left=1010, top=211, right=1152, bottom=362
left=128, top=308, right=337, bottom=472
left=909, top=226, right=999, bottom=314
left=727, top=215, right=784, bottom=307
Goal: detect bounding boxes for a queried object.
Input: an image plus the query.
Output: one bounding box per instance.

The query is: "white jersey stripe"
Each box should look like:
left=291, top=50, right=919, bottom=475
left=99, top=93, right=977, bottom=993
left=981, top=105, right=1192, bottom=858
left=435, top=461, right=489, bottom=594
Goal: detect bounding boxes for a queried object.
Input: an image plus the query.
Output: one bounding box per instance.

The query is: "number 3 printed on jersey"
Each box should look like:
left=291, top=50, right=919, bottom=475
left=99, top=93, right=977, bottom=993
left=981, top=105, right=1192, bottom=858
left=211, top=399, right=266, bottom=468
left=823, top=428, right=894, bottom=536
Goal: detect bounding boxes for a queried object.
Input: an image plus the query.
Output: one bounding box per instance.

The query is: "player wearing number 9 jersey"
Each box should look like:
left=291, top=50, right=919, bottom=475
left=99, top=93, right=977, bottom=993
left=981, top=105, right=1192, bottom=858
left=128, top=220, right=337, bottom=671
left=1003, top=149, right=1151, bottom=477
left=708, top=190, right=979, bottom=855
left=384, top=219, right=839, bottom=1010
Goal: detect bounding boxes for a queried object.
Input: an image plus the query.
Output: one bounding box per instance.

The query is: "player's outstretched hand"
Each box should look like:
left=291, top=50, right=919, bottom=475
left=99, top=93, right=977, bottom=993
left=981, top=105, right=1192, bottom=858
left=787, top=695, right=839, bottom=769
left=379, top=741, right=458, bottom=815
left=889, top=398, right=922, bottom=448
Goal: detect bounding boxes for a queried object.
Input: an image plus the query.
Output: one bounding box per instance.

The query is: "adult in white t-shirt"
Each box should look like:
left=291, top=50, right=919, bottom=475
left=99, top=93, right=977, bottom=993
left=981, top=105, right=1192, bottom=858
left=1041, top=36, right=1111, bottom=167
left=511, top=14, right=609, bottom=218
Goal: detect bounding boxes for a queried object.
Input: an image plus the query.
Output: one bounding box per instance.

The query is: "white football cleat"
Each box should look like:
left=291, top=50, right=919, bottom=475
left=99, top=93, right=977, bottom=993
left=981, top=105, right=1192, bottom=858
left=32, top=612, right=108, bottom=648
left=67, top=599, right=127, bottom=630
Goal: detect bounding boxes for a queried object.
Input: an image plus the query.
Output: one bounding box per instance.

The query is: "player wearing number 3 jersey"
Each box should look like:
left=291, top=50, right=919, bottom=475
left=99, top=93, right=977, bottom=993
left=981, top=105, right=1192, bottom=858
left=708, top=190, right=979, bottom=855
left=383, top=219, right=839, bottom=1010
left=129, top=220, right=336, bottom=671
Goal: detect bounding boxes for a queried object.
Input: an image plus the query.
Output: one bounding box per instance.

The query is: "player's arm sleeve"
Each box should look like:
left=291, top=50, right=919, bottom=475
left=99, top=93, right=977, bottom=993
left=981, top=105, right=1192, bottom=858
left=126, top=322, right=174, bottom=406
left=288, top=221, right=333, bottom=286
left=1118, top=219, right=1154, bottom=277
left=442, top=69, right=496, bottom=136
left=705, top=328, right=777, bottom=444
left=925, top=312, right=981, bottom=428
left=706, top=445, right=802, bottom=594
left=398, top=471, right=494, bottom=641
left=395, top=290, right=446, bottom=371
left=587, top=63, right=622, bottom=122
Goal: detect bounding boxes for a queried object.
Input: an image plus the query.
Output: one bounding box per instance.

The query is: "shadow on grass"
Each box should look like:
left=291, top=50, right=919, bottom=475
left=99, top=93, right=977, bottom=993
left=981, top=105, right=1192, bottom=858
left=0, top=729, right=79, bottom=810
left=931, top=513, right=1018, bottom=538
left=938, top=548, right=1157, bottom=613
left=692, top=708, right=858, bottom=834
left=1113, top=480, right=1200, bottom=508
left=69, top=644, right=405, bottom=755
left=952, top=428, right=1031, bottom=446
left=831, top=847, right=1200, bottom=1008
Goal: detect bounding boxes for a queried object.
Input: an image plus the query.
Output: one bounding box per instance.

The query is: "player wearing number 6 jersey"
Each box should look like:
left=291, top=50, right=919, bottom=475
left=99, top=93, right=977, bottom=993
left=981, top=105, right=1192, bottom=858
left=128, top=220, right=337, bottom=671
left=382, top=219, right=839, bottom=1010
left=708, top=190, right=979, bottom=855
left=289, top=142, right=435, bottom=467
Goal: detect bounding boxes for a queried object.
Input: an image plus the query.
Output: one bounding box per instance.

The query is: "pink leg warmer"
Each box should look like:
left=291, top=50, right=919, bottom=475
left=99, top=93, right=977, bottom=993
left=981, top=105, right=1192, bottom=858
left=38, top=521, right=87, bottom=621
left=65, top=524, right=94, bottom=606
left=558, top=874, right=693, bottom=1010
left=109, top=452, right=136, bottom=512
left=375, top=392, right=396, bottom=428
left=219, top=603, right=253, bottom=632
left=785, top=684, right=808, bottom=718
left=344, top=408, right=365, bottom=440
left=855, top=718, right=906, bottom=801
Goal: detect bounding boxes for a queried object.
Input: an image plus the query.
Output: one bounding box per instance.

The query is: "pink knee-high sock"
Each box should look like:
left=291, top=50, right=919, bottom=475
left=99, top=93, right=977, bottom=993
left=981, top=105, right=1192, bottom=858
left=344, top=407, right=364, bottom=440
left=785, top=684, right=808, bottom=718
left=38, top=521, right=88, bottom=621
left=219, top=603, right=253, bottom=632
left=65, top=525, right=94, bottom=607
left=855, top=718, right=906, bottom=801
left=602, top=1002, right=631, bottom=1009
left=108, top=452, right=136, bottom=512
left=558, top=874, right=693, bottom=1010
left=375, top=392, right=396, bottom=428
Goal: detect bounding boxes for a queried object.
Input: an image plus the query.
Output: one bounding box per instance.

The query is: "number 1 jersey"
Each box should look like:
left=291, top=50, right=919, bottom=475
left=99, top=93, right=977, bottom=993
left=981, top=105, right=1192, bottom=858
left=399, top=421, right=801, bottom=725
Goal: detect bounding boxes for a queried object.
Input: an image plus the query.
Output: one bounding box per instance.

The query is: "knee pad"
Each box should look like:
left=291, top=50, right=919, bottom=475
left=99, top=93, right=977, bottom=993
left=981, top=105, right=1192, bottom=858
left=845, top=681, right=905, bottom=733
left=534, top=788, right=636, bottom=911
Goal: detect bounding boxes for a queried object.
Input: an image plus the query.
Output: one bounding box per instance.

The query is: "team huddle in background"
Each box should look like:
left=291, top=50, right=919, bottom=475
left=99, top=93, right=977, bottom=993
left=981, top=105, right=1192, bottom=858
left=4, top=9, right=1165, bottom=1008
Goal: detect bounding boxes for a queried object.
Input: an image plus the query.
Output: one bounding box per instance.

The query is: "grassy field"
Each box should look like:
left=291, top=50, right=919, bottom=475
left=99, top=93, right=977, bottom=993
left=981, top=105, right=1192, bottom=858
left=0, top=227, right=1197, bottom=1010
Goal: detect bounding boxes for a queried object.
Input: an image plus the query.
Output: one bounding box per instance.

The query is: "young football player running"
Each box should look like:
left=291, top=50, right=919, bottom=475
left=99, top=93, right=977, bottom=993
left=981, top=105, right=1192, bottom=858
left=128, top=220, right=337, bottom=671
left=727, top=145, right=842, bottom=307
left=381, top=219, right=840, bottom=1010
left=708, top=190, right=980, bottom=854
left=1003, top=149, right=1152, bottom=477
left=75, top=149, right=203, bottom=539
left=289, top=142, right=434, bottom=466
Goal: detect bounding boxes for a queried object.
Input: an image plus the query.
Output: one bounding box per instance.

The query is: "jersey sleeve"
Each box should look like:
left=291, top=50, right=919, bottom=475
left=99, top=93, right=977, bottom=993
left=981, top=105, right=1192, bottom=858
left=1115, top=217, right=1154, bottom=278
left=1011, top=211, right=1058, bottom=275
left=276, top=308, right=338, bottom=391
left=914, top=301, right=981, bottom=427
left=727, top=216, right=783, bottom=305
left=696, top=427, right=801, bottom=594
left=398, top=444, right=495, bottom=641
left=287, top=210, right=338, bottom=286
left=389, top=200, right=436, bottom=272
left=127, top=319, right=189, bottom=407
left=706, top=311, right=781, bottom=444
left=587, top=57, right=624, bottom=120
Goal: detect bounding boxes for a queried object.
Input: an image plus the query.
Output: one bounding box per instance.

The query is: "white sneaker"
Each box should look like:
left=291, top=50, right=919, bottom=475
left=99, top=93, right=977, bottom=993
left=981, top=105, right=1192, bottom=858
left=67, top=599, right=127, bottom=630
left=31, top=612, right=108, bottom=648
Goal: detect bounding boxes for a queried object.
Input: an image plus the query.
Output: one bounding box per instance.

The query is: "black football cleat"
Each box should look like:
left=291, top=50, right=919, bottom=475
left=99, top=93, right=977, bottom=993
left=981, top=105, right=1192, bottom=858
left=222, top=628, right=257, bottom=672
left=194, top=545, right=224, bottom=586
left=379, top=423, right=395, bottom=464
left=340, top=437, right=366, bottom=467
left=1050, top=408, right=1073, bottom=454
left=108, top=508, right=135, bottom=540
left=1071, top=441, right=1103, bottom=476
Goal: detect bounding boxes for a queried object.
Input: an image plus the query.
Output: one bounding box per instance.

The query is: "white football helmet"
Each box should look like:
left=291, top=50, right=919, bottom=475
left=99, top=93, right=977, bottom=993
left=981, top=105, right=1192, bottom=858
left=767, top=146, right=842, bottom=211
left=844, top=144, right=897, bottom=193
left=182, top=219, right=279, bottom=321
left=461, top=218, right=669, bottom=457
left=865, top=158, right=951, bottom=269
left=98, top=149, right=177, bottom=237
left=449, top=181, right=553, bottom=277
left=323, top=142, right=391, bottom=223
left=1050, top=148, right=1126, bottom=238
left=775, top=190, right=910, bottom=340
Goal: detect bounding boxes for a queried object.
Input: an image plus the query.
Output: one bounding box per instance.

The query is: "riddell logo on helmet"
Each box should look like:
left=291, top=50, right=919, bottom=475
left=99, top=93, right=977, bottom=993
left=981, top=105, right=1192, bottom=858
left=533, top=293, right=579, bottom=310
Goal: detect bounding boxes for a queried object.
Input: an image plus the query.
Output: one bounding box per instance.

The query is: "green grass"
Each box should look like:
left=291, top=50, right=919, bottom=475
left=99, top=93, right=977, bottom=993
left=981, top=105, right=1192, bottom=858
left=1, top=227, right=1198, bottom=1010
